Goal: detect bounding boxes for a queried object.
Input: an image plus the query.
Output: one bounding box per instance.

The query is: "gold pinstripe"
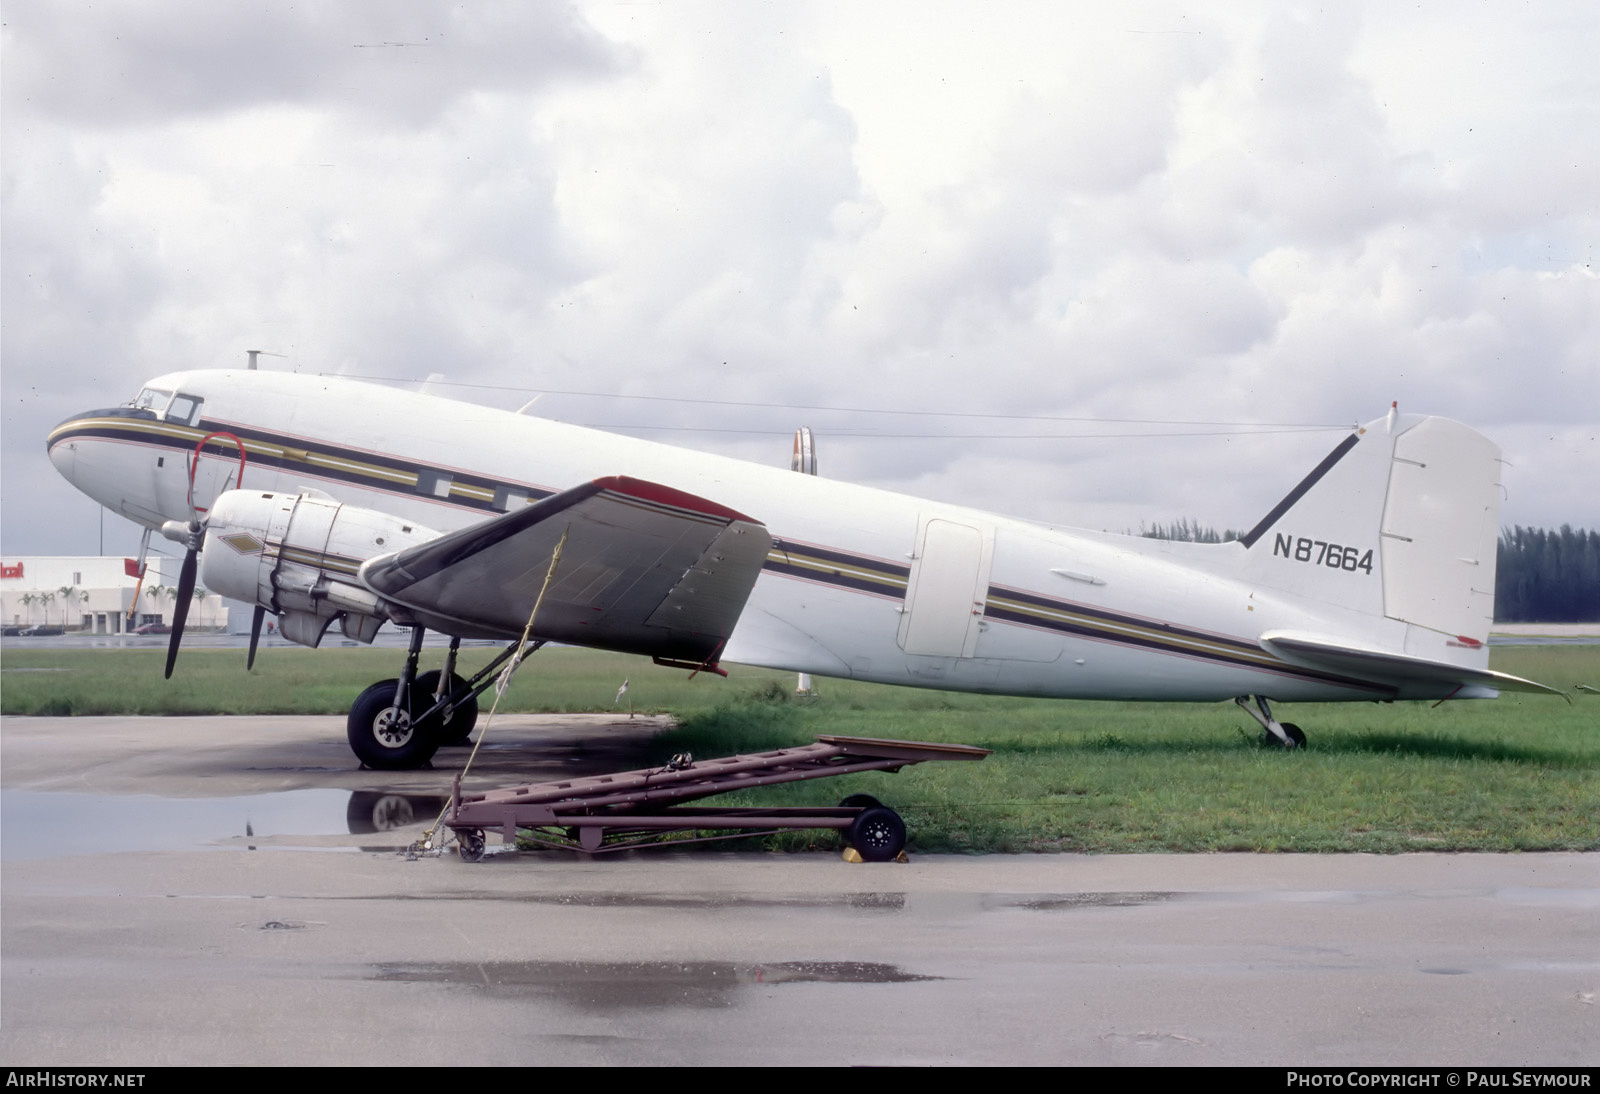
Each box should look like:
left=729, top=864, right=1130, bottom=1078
left=51, top=416, right=418, bottom=487
left=985, top=591, right=1281, bottom=668
left=765, top=547, right=909, bottom=592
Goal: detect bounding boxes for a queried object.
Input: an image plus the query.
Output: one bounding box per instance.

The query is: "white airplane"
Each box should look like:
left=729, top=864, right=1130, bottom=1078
left=47, top=370, right=1559, bottom=769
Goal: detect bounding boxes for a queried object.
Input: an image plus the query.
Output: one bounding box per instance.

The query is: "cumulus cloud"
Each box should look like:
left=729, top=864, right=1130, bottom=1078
left=3, top=0, right=1595, bottom=558
left=4, top=0, right=616, bottom=127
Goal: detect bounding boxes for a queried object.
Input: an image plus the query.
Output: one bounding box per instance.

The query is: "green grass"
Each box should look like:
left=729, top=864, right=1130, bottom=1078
left=0, top=644, right=738, bottom=717
left=3, top=643, right=1596, bottom=853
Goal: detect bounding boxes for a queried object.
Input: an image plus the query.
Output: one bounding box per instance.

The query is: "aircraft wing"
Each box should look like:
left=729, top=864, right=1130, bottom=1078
left=360, top=476, right=772, bottom=663
left=1259, top=630, right=1567, bottom=698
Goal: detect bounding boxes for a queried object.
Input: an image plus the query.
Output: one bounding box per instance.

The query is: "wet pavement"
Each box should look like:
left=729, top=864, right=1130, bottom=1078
left=1, top=714, right=1596, bottom=1066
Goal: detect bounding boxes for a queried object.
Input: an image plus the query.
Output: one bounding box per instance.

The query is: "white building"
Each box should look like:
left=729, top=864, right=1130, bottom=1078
left=1, top=556, right=230, bottom=634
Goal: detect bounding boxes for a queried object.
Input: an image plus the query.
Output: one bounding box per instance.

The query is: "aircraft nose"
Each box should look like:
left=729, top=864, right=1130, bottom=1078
left=47, top=415, right=82, bottom=484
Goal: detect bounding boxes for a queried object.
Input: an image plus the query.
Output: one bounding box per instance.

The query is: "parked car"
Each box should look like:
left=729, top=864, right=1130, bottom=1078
left=131, top=623, right=171, bottom=635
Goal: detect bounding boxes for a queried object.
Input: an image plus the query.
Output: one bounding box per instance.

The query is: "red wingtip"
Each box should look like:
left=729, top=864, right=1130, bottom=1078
left=591, top=476, right=760, bottom=524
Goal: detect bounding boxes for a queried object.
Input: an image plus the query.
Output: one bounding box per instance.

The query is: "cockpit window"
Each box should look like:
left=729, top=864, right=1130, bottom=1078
left=131, top=387, right=172, bottom=413
left=165, top=393, right=203, bottom=426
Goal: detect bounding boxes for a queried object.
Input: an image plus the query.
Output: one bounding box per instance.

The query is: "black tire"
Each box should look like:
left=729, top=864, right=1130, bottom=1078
left=347, top=678, right=441, bottom=770
left=848, top=806, right=907, bottom=862
left=458, top=829, right=486, bottom=863
left=414, top=670, right=479, bottom=745
left=839, top=793, right=884, bottom=811
left=345, top=791, right=416, bottom=834
left=1261, top=722, right=1307, bottom=749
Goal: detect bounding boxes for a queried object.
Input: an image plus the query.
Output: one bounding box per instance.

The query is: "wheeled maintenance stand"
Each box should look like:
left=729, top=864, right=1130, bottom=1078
left=446, top=734, right=990, bottom=862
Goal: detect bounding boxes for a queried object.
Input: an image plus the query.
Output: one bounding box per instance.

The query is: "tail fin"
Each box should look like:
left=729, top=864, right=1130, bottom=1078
left=1240, top=412, right=1502, bottom=646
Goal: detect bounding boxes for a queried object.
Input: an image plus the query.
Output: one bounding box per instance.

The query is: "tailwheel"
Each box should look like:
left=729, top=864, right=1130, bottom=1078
left=1259, top=722, right=1306, bottom=749
left=347, top=678, right=441, bottom=770
left=1237, top=695, right=1306, bottom=749
left=847, top=806, right=907, bottom=862
left=414, top=670, right=479, bottom=746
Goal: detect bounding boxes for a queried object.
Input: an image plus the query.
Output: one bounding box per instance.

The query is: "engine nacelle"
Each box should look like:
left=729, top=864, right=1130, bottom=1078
left=200, top=488, right=438, bottom=647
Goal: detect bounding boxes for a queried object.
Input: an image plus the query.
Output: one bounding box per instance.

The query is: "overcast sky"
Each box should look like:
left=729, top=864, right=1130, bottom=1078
left=4, top=0, right=1596, bottom=561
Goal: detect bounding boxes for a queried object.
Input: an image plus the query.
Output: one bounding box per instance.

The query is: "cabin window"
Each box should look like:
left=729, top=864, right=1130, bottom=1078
left=416, top=470, right=453, bottom=499
left=131, top=387, right=172, bottom=413
left=492, top=486, right=529, bottom=512
left=165, top=394, right=203, bottom=426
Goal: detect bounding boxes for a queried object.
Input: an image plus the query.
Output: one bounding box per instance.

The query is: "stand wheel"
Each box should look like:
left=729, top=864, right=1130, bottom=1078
left=458, top=829, right=486, bottom=863
left=848, top=807, right=907, bottom=862
left=839, top=793, right=884, bottom=810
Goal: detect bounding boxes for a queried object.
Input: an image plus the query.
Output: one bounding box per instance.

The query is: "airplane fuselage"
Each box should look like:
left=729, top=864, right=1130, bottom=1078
left=48, top=370, right=1484, bottom=704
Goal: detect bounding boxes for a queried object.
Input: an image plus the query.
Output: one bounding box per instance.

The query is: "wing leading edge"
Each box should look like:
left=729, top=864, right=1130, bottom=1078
left=361, top=476, right=772, bottom=662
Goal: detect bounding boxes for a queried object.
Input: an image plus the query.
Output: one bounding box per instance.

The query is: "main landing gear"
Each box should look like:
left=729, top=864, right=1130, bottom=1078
left=346, top=627, right=523, bottom=770
left=1235, top=695, right=1306, bottom=749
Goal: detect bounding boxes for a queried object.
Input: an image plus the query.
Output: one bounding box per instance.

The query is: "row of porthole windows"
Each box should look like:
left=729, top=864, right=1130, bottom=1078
left=414, top=469, right=532, bottom=513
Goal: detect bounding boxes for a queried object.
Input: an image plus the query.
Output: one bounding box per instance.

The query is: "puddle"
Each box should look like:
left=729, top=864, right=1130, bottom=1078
left=1014, top=892, right=1177, bottom=910
left=1, top=789, right=444, bottom=859
left=369, top=960, right=942, bottom=1009
left=346, top=890, right=910, bottom=912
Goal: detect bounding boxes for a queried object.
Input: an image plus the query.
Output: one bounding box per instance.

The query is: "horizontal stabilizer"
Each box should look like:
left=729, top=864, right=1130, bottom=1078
left=1259, top=630, right=1566, bottom=698
left=361, top=476, right=772, bottom=661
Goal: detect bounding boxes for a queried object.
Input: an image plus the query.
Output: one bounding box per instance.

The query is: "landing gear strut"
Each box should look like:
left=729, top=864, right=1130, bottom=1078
left=346, top=628, right=536, bottom=769
left=1235, top=695, right=1306, bottom=748
left=417, top=637, right=478, bottom=746
left=348, top=625, right=438, bottom=769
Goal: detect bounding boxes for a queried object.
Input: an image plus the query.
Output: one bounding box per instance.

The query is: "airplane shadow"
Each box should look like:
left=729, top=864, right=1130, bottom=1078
left=1304, top=732, right=1583, bottom=767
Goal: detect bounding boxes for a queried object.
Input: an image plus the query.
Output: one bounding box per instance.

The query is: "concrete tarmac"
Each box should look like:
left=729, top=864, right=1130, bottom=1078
left=2, top=715, right=1596, bottom=1067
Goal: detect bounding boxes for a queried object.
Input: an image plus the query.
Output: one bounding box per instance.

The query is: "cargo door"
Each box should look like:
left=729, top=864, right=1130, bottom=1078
left=897, top=517, right=993, bottom=658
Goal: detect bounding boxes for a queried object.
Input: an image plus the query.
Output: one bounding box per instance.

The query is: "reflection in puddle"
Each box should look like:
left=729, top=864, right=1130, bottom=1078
left=345, top=792, right=448, bottom=833
left=1, top=788, right=445, bottom=859
left=370, top=960, right=942, bottom=1010
left=362, top=890, right=909, bottom=912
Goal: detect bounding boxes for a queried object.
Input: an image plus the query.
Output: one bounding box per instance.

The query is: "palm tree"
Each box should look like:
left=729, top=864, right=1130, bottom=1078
left=19, top=592, right=36, bottom=626
left=145, top=583, right=168, bottom=624
left=58, top=586, right=86, bottom=631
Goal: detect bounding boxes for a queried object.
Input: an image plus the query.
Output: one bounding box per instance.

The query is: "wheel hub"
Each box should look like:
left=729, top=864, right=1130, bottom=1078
left=374, top=707, right=413, bottom=747
left=859, top=818, right=894, bottom=848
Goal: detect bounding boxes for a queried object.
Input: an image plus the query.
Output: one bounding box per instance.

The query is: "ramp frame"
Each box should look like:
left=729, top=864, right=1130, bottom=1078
left=445, top=734, right=989, bottom=859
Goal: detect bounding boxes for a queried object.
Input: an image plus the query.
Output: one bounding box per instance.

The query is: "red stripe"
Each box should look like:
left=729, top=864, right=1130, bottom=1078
left=591, top=475, right=759, bottom=524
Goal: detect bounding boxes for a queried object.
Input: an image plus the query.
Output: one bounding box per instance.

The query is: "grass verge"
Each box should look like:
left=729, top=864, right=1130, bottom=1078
left=3, top=643, right=1595, bottom=853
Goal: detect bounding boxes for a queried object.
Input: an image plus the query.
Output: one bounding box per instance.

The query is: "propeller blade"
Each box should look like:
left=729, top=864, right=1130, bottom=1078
left=164, top=545, right=199, bottom=679
left=247, top=604, right=265, bottom=671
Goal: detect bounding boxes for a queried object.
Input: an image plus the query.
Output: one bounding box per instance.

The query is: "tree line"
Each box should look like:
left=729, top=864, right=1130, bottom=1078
left=1495, top=525, right=1600, bottom=623
left=1140, top=521, right=1599, bottom=622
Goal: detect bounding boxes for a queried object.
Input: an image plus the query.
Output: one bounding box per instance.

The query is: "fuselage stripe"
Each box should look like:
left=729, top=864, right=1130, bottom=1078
left=52, top=412, right=1383, bottom=692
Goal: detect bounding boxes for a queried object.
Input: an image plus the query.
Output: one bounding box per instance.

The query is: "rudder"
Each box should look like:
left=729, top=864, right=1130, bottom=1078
left=1239, top=412, right=1502, bottom=646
